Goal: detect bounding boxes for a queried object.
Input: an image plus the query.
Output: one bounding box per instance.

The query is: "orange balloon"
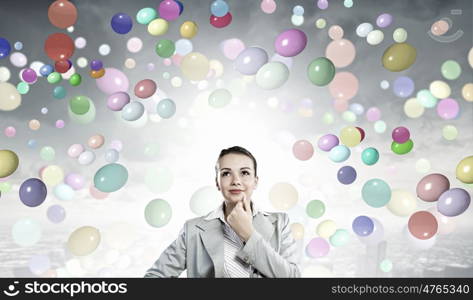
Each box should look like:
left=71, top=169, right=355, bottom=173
left=90, top=69, right=105, bottom=79
left=44, top=33, right=75, bottom=61
left=87, top=134, right=105, bottom=149
left=408, top=211, right=438, bottom=240
left=48, top=0, right=78, bottom=29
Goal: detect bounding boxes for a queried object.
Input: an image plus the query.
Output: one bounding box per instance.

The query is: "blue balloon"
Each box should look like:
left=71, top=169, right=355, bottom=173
left=352, top=216, right=374, bottom=236
left=19, top=178, right=47, bottom=207
left=157, top=98, right=176, bottom=119
left=53, top=86, right=67, bottom=99
left=121, top=101, right=145, bottom=121
left=27, top=139, right=37, bottom=148
left=111, top=13, right=133, bottom=34
left=393, top=76, right=414, bottom=98
left=293, top=5, right=305, bottom=16
left=40, top=64, right=54, bottom=76
left=176, top=0, right=184, bottom=15
left=0, top=37, right=11, bottom=59
left=94, top=163, right=128, bottom=193
left=329, top=145, right=351, bottom=163
left=14, top=41, right=23, bottom=51
left=337, top=166, right=357, bottom=184
left=210, top=0, right=229, bottom=17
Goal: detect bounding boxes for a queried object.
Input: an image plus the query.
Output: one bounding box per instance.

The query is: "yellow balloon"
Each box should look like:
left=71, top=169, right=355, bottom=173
left=269, top=182, right=298, bottom=211
left=180, top=52, right=210, bottom=81
left=456, top=155, right=473, bottom=184
left=442, top=125, right=458, bottom=141
left=0, top=150, right=19, bottom=178
left=209, top=59, right=224, bottom=78
left=462, top=83, right=473, bottom=102
left=387, top=189, right=417, bottom=217
left=0, top=82, right=22, bottom=111
left=67, top=226, right=101, bottom=256
left=290, top=223, right=305, bottom=240
left=41, top=165, right=64, bottom=186
left=404, top=97, right=424, bottom=118
left=180, top=21, right=198, bottom=39
left=147, top=18, right=169, bottom=36
left=382, top=42, right=416, bottom=72
left=339, top=126, right=361, bottom=147
left=468, top=47, right=473, bottom=69
left=429, top=80, right=451, bottom=99
left=316, top=220, right=337, bottom=239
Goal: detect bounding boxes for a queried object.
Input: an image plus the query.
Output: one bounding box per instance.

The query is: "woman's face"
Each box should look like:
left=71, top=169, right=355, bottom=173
left=216, top=153, right=258, bottom=204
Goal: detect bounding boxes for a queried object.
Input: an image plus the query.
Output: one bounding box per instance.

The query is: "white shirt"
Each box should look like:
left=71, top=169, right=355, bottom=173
left=204, top=201, right=269, bottom=278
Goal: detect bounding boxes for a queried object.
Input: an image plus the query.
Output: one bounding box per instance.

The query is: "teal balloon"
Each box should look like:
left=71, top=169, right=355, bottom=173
left=329, top=145, right=351, bottom=163
left=362, top=178, right=391, bottom=208
left=93, top=163, right=128, bottom=193
left=157, top=98, right=176, bottom=119
left=329, top=229, right=350, bottom=247
left=307, top=57, right=335, bottom=86
left=361, top=147, right=379, bottom=165
left=145, top=199, right=172, bottom=228
left=208, top=88, right=232, bottom=108
left=136, top=7, right=157, bottom=25
left=416, top=89, right=437, bottom=108
left=53, top=86, right=67, bottom=99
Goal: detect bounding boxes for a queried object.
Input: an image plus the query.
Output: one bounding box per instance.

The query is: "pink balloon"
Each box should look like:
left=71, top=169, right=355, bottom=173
left=221, top=38, right=245, bottom=60
left=65, top=173, right=85, bottom=190
left=158, top=0, right=180, bottom=21
left=306, top=237, right=330, bottom=258
left=171, top=54, right=183, bottom=66
left=333, top=99, right=349, bottom=112
left=274, top=29, right=307, bottom=57
left=328, top=25, right=344, bottom=40
left=366, top=107, right=381, bottom=122
left=4, top=126, right=16, bottom=137
left=293, top=140, right=314, bottom=161
left=329, top=72, right=359, bottom=101
left=96, top=68, right=129, bottom=95
left=260, top=0, right=276, bottom=14
left=89, top=184, right=108, bottom=199
left=325, top=39, right=356, bottom=68
left=436, top=98, right=459, bottom=120
left=67, top=144, right=84, bottom=158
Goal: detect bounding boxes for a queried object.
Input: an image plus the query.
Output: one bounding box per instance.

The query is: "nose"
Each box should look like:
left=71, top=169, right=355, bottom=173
left=231, top=174, right=242, bottom=186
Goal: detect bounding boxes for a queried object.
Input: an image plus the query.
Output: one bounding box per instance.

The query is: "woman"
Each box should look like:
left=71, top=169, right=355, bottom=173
left=144, top=146, right=301, bottom=278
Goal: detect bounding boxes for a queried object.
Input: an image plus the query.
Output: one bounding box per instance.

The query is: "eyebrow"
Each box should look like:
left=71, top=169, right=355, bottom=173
left=220, top=167, right=252, bottom=171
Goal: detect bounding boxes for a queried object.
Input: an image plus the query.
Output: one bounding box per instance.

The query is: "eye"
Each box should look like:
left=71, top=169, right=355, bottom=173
left=221, top=171, right=230, bottom=176
left=242, top=170, right=250, bottom=176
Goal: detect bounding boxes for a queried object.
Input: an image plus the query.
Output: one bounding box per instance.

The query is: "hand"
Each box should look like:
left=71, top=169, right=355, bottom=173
left=227, top=193, right=254, bottom=242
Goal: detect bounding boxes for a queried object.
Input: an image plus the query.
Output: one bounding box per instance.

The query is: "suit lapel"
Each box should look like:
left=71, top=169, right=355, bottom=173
left=253, top=213, right=277, bottom=243
left=197, top=219, right=224, bottom=277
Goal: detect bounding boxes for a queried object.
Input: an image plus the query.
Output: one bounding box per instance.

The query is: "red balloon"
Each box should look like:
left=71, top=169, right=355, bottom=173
left=210, top=12, right=232, bottom=28
left=356, top=127, right=365, bottom=141
left=48, top=0, right=78, bottom=29
left=55, top=59, right=72, bottom=73
left=134, top=79, right=157, bottom=99
left=408, top=211, right=438, bottom=240
left=44, top=33, right=75, bottom=61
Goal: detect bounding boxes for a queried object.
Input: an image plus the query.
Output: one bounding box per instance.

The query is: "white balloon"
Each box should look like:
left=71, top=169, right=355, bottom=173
left=0, top=66, right=11, bottom=82
left=10, top=52, right=28, bottom=67
left=356, top=22, right=373, bottom=37
left=78, top=151, right=96, bottom=165
left=175, top=39, right=193, bottom=56
left=366, top=30, right=384, bottom=45
left=104, top=149, right=119, bottom=163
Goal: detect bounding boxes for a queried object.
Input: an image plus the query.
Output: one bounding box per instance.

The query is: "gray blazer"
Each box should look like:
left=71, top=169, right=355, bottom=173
left=144, top=209, right=301, bottom=278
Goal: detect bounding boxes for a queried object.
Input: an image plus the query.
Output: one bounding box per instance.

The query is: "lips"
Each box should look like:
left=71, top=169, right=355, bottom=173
left=229, top=190, right=242, bottom=194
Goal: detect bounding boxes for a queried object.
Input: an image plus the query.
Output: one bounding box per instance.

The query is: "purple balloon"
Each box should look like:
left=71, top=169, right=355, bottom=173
left=337, top=165, right=357, bottom=185
left=64, top=173, right=85, bottom=190
left=437, top=188, right=471, bottom=217
left=96, top=68, right=129, bottom=95
left=22, top=68, right=38, bottom=83
left=318, top=134, right=339, bottom=151
left=393, top=76, right=414, bottom=98
left=90, top=59, right=103, bottom=71
left=107, top=92, right=131, bottom=111
left=306, top=237, right=330, bottom=258
left=234, top=47, right=268, bottom=75
left=274, top=29, right=307, bottom=57
left=352, top=216, right=374, bottom=236
left=376, top=13, right=393, bottom=28
left=392, top=126, right=410, bottom=143
left=111, top=13, right=133, bottom=34
left=47, top=204, right=66, bottom=223
left=159, top=0, right=180, bottom=21
left=19, top=178, right=47, bottom=207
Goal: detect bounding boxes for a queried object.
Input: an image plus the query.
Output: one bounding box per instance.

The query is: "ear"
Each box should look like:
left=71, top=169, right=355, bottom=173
left=254, top=176, right=258, bottom=189
left=216, top=179, right=220, bottom=191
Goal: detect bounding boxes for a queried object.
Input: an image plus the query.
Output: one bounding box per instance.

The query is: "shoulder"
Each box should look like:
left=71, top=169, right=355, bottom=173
left=259, top=210, right=290, bottom=226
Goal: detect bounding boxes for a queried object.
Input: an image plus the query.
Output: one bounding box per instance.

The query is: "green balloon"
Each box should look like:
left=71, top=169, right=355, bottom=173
left=136, top=7, right=157, bottom=25
left=145, top=199, right=172, bottom=228
left=69, top=95, right=91, bottom=115
left=47, top=72, right=62, bottom=84
left=208, top=88, right=232, bottom=108
left=16, top=82, right=30, bottom=94
left=0, top=182, right=12, bottom=193
left=69, top=73, right=82, bottom=86
left=441, top=60, right=461, bottom=80
left=329, top=229, right=350, bottom=247
left=40, top=146, right=55, bottom=161
left=93, top=163, right=128, bottom=193
left=361, top=147, right=379, bottom=165
left=156, top=39, right=175, bottom=58
left=306, top=200, right=325, bottom=218
left=307, top=57, right=335, bottom=86
left=391, top=139, right=413, bottom=155
left=362, top=178, right=391, bottom=208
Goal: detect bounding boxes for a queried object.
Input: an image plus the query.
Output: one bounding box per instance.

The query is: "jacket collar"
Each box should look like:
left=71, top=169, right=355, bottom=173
left=197, top=202, right=276, bottom=277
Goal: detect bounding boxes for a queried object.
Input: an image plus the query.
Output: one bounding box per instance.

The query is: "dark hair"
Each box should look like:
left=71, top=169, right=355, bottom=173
left=215, top=146, right=257, bottom=177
